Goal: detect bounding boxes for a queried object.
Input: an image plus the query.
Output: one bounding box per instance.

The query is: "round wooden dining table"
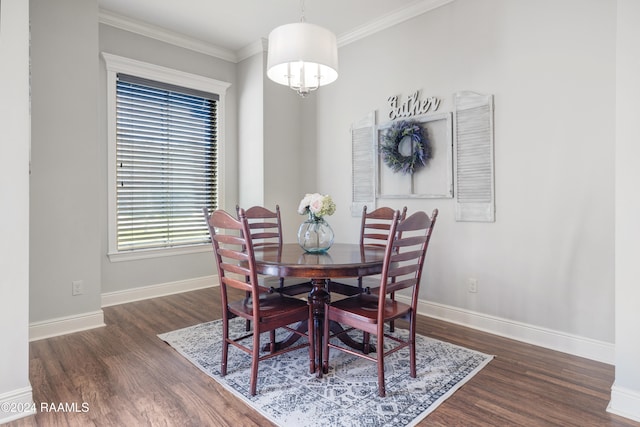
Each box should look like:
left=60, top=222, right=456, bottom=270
left=252, top=243, right=387, bottom=376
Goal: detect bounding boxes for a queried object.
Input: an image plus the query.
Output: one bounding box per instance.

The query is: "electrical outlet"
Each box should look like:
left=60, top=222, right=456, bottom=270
left=72, top=280, right=84, bottom=296
left=468, top=278, right=478, bottom=293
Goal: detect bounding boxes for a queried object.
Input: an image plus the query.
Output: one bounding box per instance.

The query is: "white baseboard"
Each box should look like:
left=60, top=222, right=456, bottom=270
left=100, top=277, right=612, bottom=365
left=28, top=276, right=614, bottom=365
left=608, top=384, right=640, bottom=422
left=0, top=386, right=36, bottom=424
left=397, top=296, right=615, bottom=364
left=101, top=275, right=217, bottom=307
left=29, top=310, right=105, bottom=342
left=27, top=276, right=217, bottom=341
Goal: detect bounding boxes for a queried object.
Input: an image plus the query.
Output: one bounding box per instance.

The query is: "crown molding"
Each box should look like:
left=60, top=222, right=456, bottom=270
left=99, top=9, right=238, bottom=63
left=337, top=0, right=455, bottom=47
left=99, top=0, right=454, bottom=63
left=236, top=38, right=268, bottom=62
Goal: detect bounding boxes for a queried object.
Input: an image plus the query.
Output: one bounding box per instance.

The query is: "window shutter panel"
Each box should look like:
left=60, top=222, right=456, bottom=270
left=351, top=112, right=376, bottom=216
left=454, top=91, right=495, bottom=222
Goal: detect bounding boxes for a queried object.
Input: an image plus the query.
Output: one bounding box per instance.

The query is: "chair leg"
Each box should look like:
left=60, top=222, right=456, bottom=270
left=363, top=332, right=371, bottom=354
left=389, top=292, right=395, bottom=332
left=250, top=329, right=260, bottom=396
left=322, top=304, right=330, bottom=377
left=221, top=317, right=229, bottom=376
left=377, top=332, right=386, bottom=397
left=308, top=305, right=315, bottom=374
left=269, top=330, right=276, bottom=353
left=245, top=291, right=251, bottom=331
left=410, top=315, right=417, bottom=378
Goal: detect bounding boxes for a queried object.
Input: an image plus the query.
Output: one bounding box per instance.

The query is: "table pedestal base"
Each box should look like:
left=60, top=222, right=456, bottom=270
left=263, top=279, right=376, bottom=377
left=308, top=279, right=330, bottom=376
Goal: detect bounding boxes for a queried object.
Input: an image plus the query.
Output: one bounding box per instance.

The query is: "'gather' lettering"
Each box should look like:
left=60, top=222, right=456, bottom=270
left=388, top=90, right=441, bottom=120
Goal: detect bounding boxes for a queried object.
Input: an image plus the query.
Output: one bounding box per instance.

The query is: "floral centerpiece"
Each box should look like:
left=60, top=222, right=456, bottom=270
left=297, top=193, right=336, bottom=220
left=297, top=193, right=336, bottom=253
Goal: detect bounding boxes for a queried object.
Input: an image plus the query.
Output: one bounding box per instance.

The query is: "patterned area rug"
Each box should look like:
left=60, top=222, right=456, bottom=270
left=159, top=318, right=492, bottom=427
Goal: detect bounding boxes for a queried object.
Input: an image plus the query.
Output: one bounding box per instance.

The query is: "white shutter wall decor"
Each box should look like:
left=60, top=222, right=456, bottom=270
left=454, top=91, right=495, bottom=222
left=351, top=112, right=376, bottom=217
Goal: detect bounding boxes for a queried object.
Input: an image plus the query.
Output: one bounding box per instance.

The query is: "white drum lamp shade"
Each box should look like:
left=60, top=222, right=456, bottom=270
left=267, top=22, right=338, bottom=97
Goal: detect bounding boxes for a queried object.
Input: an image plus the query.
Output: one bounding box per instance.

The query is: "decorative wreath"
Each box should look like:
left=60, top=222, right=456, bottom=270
left=379, top=120, right=430, bottom=175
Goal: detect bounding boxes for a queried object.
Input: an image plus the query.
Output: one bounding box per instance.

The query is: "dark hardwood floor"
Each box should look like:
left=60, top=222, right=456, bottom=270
left=7, top=287, right=639, bottom=427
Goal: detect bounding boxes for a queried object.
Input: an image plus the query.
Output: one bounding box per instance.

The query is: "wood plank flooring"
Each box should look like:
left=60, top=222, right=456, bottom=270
left=7, top=287, right=639, bottom=427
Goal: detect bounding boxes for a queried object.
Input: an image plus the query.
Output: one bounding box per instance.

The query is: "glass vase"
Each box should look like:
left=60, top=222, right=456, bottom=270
left=297, top=213, right=334, bottom=253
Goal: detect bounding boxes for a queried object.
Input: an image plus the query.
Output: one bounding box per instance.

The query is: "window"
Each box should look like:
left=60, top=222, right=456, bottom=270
left=104, top=53, right=231, bottom=261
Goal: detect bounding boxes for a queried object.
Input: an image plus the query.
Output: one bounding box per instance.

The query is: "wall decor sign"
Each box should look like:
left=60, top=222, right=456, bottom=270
left=388, top=90, right=441, bottom=120
left=352, top=90, right=495, bottom=210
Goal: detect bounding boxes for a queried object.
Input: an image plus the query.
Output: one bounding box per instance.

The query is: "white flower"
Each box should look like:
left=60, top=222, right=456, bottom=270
left=298, top=193, right=336, bottom=218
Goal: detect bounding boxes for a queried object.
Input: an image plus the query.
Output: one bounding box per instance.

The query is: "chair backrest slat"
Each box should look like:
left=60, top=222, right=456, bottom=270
left=389, top=248, right=424, bottom=263
left=216, top=246, right=249, bottom=261
left=362, top=232, right=392, bottom=242
left=221, top=275, right=252, bottom=292
left=394, top=235, right=428, bottom=248
left=364, top=223, right=395, bottom=231
left=249, top=231, right=280, bottom=241
left=219, top=260, right=251, bottom=277
left=214, top=234, right=246, bottom=246
left=388, top=263, right=420, bottom=278
left=385, top=277, right=418, bottom=294
left=248, top=220, right=279, bottom=229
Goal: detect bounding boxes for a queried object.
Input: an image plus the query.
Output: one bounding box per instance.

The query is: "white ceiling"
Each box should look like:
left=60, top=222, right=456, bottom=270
left=98, top=0, right=446, bottom=54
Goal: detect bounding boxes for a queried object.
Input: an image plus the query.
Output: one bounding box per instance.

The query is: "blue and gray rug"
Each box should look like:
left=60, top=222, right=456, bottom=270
left=159, top=317, right=492, bottom=427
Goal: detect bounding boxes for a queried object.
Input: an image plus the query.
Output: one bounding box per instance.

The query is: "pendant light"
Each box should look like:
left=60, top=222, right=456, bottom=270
left=266, top=1, right=338, bottom=97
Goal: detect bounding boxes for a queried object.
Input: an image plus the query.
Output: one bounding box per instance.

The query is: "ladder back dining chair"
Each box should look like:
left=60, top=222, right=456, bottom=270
left=237, top=205, right=313, bottom=298
left=322, top=209, right=438, bottom=397
left=329, top=205, right=407, bottom=324
left=204, top=208, right=314, bottom=396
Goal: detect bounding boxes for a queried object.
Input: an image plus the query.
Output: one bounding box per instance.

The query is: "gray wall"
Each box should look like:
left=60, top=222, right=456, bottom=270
left=315, top=0, right=615, bottom=343
left=237, top=52, right=266, bottom=208
left=30, top=0, right=102, bottom=322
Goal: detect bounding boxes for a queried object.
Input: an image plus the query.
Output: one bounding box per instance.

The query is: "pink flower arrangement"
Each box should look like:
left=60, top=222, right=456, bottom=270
left=297, top=193, right=336, bottom=219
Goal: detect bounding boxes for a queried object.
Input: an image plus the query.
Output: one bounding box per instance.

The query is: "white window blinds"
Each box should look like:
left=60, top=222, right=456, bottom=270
left=115, top=74, right=218, bottom=251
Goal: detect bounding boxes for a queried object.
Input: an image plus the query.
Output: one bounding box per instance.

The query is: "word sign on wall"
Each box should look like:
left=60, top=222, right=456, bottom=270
left=388, top=90, right=441, bottom=120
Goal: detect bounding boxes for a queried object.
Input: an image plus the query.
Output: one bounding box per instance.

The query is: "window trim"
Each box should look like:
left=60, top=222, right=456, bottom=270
left=102, top=52, right=231, bottom=262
